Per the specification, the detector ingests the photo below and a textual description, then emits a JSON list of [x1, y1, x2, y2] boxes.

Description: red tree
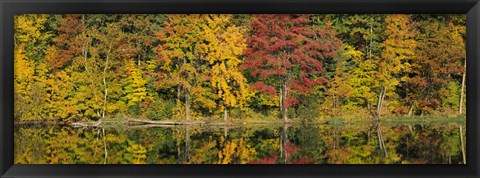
[[50, 14, 86, 70], [241, 14, 340, 122]]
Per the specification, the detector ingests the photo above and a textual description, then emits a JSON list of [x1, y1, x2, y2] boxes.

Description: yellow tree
[[14, 14, 51, 61], [322, 45, 359, 118], [14, 14, 52, 121], [200, 14, 251, 122], [47, 67, 79, 121], [377, 14, 417, 115], [346, 46, 378, 112], [122, 59, 148, 109], [14, 47, 35, 120]]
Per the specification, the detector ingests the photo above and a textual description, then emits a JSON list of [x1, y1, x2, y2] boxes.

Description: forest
[[14, 14, 467, 124]]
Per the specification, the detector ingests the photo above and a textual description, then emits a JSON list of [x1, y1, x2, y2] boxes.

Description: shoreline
[[14, 114, 466, 128]]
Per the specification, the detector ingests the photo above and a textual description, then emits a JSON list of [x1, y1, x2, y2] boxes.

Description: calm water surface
[[14, 122, 466, 164]]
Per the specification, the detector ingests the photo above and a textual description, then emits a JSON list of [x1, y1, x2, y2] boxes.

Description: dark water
[[14, 122, 466, 164]]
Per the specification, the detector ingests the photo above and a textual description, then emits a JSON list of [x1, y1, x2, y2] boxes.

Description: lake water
[[14, 121, 466, 164]]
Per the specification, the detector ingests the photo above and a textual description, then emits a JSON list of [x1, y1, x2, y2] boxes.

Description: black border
[[1, 0, 479, 177]]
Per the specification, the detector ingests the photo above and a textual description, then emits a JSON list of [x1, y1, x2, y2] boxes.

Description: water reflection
[[14, 122, 466, 164]]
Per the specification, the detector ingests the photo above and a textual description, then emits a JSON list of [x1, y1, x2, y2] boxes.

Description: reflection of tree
[[376, 124, 388, 158], [185, 125, 191, 162], [14, 128, 47, 164], [250, 125, 315, 164], [14, 123, 467, 164], [102, 128, 107, 164], [459, 124, 465, 164], [396, 124, 465, 164], [280, 125, 288, 164], [174, 126, 191, 163]]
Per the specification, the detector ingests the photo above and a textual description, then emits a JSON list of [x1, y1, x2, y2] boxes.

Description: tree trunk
[[82, 15, 88, 71], [333, 127, 337, 160], [102, 127, 108, 164], [333, 94, 336, 117], [279, 79, 283, 120], [137, 54, 141, 66], [185, 89, 191, 121], [377, 127, 384, 156], [224, 127, 228, 138], [377, 126, 388, 158], [102, 42, 113, 119], [185, 126, 191, 162], [407, 124, 414, 135], [380, 88, 386, 114], [407, 102, 415, 117], [369, 21, 373, 60], [459, 57, 466, 115], [377, 87, 387, 116], [460, 125, 466, 164], [177, 141, 181, 164], [280, 125, 289, 164], [281, 79, 288, 122], [102, 77, 107, 119], [224, 107, 228, 124], [177, 85, 181, 99], [94, 129, 100, 157], [176, 85, 182, 107], [377, 88, 383, 115]]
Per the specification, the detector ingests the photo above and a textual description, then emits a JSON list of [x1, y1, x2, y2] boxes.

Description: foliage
[[13, 14, 466, 123], [242, 14, 340, 121]]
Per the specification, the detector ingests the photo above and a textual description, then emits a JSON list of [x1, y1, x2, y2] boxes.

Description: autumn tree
[[46, 14, 148, 121], [14, 47, 35, 120], [122, 59, 148, 114], [46, 15, 105, 121], [344, 46, 379, 113], [313, 15, 386, 116], [404, 17, 465, 115], [377, 14, 417, 115], [14, 14, 53, 121], [13, 14, 467, 123], [155, 14, 217, 121], [14, 14, 52, 61], [200, 14, 251, 122], [242, 14, 340, 122], [321, 45, 360, 118]]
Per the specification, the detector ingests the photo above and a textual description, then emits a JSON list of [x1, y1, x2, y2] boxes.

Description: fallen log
[[125, 118, 180, 125], [71, 120, 102, 128], [123, 115, 205, 125]]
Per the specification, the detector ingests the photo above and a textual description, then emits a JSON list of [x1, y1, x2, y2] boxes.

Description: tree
[[200, 14, 252, 122], [155, 14, 217, 121], [377, 14, 417, 115], [345, 46, 378, 112], [122, 59, 148, 113], [14, 46, 35, 120], [242, 14, 340, 122], [14, 14, 52, 61], [314, 15, 385, 116], [47, 14, 104, 121], [404, 17, 465, 115], [48, 14, 86, 70], [321, 44, 360, 118], [14, 14, 53, 121]]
